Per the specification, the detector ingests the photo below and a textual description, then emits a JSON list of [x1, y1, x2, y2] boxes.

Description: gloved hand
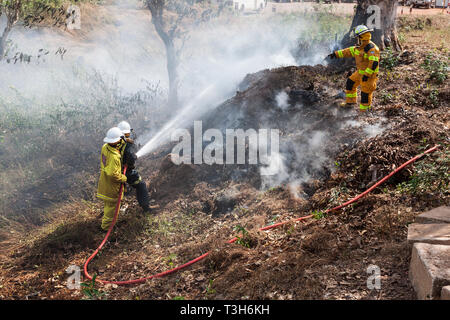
[[126, 170, 140, 185], [327, 52, 336, 60], [362, 75, 368, 82]]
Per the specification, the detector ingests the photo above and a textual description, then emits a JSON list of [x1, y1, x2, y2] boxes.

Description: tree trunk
[[342, 0, 402, 51], [0, 23, 12, 60], [147, 0, 180, 107]]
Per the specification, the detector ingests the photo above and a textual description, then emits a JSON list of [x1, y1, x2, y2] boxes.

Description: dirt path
[[264, 2, 450, 16]]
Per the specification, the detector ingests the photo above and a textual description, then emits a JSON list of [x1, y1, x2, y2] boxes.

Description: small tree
[[145, 0, 221, 107], [0, 0, 66, 60]]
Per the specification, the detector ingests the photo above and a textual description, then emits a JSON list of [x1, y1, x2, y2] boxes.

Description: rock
[[409, 243, 450, 300], [441, 286, 450, 300], [407, 223, 450, 245], [415, 206, 450, 224]]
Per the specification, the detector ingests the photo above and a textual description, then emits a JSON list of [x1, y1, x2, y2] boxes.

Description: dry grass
[[398, 15, 450, 50]]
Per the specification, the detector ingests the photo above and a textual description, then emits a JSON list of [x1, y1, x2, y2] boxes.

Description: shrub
[[381, 47, 399, 71], [421, 52, 449, 84], [397, 147, 449, 196]]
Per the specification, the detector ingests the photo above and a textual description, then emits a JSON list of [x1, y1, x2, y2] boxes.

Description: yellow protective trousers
[[101, 199, 120, 231], [345, 71, 378, 111]]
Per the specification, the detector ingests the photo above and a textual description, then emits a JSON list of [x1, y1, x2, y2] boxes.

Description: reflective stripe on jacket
[[335, 40, 380, 77]]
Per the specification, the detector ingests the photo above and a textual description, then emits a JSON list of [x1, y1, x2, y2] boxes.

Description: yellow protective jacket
[[97, 143, 127, 202], [334, 40, 380, 77]]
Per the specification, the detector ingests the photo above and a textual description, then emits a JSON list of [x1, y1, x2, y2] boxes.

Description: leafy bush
[[380, 91, 394, 105], [312, 210, 326, 220], [397, 147, 449, 196], [233, 224, 251, 248], [81, 274, 106, 300], [421, 52, 449, 84], [381, 47, 399, 71], [429, 89, 439, 108]]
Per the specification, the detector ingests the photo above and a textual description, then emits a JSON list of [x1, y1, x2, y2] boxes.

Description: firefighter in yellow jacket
[[97, 127, 127, 231], [328, 25, 381, 112]]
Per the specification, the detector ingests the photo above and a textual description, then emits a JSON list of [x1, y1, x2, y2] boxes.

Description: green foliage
[[205, 279, 216, 295], [312, 210, 326, 220], [233, 225, 250, 248], [421, 52, 449, 84], [397, 148, 449, 196], [164, 253, 177, 268], [286, 225, 295, 236], [381, 47, 399, 71], [397, 32, 406, 45], [380, 90, 394, 105], [268, 215, 278, 226], [0, 0, 64, 24], [398, 17, 432, 32], [80, 274, 106, 300], [429, 89, 439, 107], [328, 184, 348, 206], [266, 186, 282, 193], [407, 95, 417, 106]]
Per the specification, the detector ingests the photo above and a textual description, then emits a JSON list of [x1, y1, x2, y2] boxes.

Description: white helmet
[[103, 127, 123, 144], [117, 121, 131, 134], [354, 25, 373, 37]]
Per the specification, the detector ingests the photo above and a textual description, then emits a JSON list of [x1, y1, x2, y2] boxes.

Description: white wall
[[233, 0, 267, 11], [434, 0, 449, 7]]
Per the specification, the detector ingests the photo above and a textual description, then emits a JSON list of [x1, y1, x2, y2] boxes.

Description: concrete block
[[407, 223, 450, 245], [409, 243, 450, 300], [415, 206, 450, 224], [441, 286, 450, 300]]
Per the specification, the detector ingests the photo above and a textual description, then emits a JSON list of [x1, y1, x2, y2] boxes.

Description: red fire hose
[[83, 145, 441, 285]]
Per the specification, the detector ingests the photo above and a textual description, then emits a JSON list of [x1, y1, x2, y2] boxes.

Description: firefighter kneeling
[[328, 25, 380, 112]]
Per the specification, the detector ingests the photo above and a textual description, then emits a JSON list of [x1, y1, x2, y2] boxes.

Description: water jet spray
[[136, 83, 218, 159]]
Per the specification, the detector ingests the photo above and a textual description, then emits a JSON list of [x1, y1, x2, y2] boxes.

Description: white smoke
[[363, 123, 385, 138], [275, 91, 290, 111], [131, 3, 330, 157], [1, 1, 332, 143], [0, 0, 353, 194], [260, 151, 289, 189]]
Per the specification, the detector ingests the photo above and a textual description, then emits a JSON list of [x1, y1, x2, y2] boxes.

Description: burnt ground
[[0, 16, 448, 300]]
